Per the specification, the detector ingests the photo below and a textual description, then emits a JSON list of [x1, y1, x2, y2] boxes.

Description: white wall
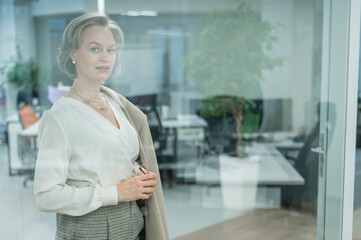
[[291, 0, 315, 131], [108, 48, 160, 96], [260, 0, 294, 100], [259, 0, 317, 131]]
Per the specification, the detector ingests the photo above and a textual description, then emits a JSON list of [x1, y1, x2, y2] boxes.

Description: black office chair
[[127, 94, 174, 185], [281, 123, 319, 213], [127, 94, 168, 158], [281, 103, 336, 214]]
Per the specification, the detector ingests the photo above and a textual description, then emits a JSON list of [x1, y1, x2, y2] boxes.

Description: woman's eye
[[90, 47, 98, 52], [108, 49, 115, 53]]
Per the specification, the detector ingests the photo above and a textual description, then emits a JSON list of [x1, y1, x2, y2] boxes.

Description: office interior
[[1, 0, 361, 239]]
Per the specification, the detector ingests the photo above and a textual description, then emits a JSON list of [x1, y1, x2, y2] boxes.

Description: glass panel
[[353, 24, 361, 240], [3, 0, 349, 239], [94, 1, 323, 239]]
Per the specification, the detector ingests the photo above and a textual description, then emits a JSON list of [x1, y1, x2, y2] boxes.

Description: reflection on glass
[[3, 0, 333, 239], [353, 39, 361, 239], [42, 1, 324, 239]]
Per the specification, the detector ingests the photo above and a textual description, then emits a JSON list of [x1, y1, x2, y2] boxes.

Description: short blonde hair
[[58, 13, 124, 79]]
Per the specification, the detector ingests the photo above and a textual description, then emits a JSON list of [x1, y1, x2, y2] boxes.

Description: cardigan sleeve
[[33, 111, 118, 216]]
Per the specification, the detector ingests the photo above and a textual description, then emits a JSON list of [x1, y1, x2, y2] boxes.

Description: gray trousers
[[56, 201, 144, 240]]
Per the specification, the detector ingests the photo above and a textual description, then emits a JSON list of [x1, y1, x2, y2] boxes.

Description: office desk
[[6, 115, 38, 180], [196, 143, 304, 209], [162, 116, 207, 129], [162, 116, 207, 162], [20, 121, 39, 136]]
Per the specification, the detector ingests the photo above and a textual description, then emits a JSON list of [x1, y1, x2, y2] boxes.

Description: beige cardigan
[[56, 85, 170, 240]]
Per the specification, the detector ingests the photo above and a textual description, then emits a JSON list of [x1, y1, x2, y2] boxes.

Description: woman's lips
[[96, 66, 109, 72]]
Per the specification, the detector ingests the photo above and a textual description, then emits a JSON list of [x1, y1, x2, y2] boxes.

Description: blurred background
[[0, 0, 361, 239]]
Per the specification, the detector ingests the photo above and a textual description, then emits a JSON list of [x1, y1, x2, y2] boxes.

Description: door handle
[[311, 133, 326, 177], [311, 147, 325, 155]]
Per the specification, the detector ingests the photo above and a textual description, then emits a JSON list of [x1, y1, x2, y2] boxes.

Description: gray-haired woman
[[33, 12, 169, 240]]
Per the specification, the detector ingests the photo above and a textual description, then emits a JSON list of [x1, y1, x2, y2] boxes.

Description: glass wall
[[353, 23, 361, 239], [3, 0, 359, 239], [37, 1, 324, 239]]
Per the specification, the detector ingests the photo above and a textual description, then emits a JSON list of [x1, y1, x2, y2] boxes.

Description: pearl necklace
[[69, 87, 109, 111]]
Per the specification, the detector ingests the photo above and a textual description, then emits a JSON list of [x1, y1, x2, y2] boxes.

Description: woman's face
[[71, 25, 117, 82]]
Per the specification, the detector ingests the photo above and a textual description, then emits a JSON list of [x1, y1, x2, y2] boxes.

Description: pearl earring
[[72, 60, 76, 64]]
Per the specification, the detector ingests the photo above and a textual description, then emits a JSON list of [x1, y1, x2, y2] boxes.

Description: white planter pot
[[219, 154, 260, 211]]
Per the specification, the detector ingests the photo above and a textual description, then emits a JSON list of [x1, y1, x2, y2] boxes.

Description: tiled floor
[[2, 142, 361, 240], [0, 144, 55, 239]]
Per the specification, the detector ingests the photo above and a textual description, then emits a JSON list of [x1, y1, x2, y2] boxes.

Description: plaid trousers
[[55, 201, 144, 240]]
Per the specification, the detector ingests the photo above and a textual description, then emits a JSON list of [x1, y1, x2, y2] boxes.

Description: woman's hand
[[116, 171, 158, 202]]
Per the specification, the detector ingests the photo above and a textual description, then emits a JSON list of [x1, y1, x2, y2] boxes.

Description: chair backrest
[[18, 104, 38, 129], [16, 90, 39, 128], [127, 94, 162, 123], [127, 94, 166, 152]]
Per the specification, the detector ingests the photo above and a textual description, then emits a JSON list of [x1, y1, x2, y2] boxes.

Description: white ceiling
[[31, 0, 236, 17]]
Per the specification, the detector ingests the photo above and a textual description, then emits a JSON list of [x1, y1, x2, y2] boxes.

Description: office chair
[[127, 94, 174, 185], [281, 102, 335, 214], [280, 123, 319, 213], [127, 94, 168, 158]]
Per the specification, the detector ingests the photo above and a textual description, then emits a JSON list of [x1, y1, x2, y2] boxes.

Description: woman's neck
[[72, 78, 102, 100]]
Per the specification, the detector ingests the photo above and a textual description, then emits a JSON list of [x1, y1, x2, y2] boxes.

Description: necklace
[[69, 87, 109, 111], [69, 87, 103, 102]]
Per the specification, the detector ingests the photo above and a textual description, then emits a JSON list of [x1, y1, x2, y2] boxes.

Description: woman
[[33, 13, 169, 240]]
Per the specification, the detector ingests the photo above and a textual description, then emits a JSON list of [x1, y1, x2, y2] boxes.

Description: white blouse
[[33, 93, 140, 216]]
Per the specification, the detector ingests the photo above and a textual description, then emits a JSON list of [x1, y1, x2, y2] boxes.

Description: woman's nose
[[99, 51, 110, 62]]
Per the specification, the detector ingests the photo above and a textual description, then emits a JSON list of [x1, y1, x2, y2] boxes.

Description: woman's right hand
[[116, 171, 158, 202]]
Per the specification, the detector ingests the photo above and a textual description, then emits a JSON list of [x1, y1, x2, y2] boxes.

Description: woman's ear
[[69, 50, 76, 61]]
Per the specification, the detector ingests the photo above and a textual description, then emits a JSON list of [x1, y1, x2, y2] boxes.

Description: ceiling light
[[123, 11, 158, 17]]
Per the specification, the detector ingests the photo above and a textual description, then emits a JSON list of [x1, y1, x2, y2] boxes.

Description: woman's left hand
[[138, 171, 158, 198]]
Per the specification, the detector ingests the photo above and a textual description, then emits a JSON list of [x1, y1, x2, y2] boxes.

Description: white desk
[[197, 144, 303, 185], [6, 114, 38, 178], [162, 116, 207, 141], [196, 143, 304, 210], [162, 116, 208, 161], [19, 121, 39, 136], [15, 115, 208, 137], [162, 116, 207, 128]]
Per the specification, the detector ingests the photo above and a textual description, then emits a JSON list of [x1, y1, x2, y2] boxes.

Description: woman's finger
[[138, 172, 157, 181], [142, 186, 155, 194], [142, 179, 157, 187], [141, 194, 151, 200]]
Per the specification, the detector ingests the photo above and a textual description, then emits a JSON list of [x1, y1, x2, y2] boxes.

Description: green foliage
[[185, 1, 283, 153], [185, 1, 283, 98], [199, 95, 260, 133], [6, 41, 44, 90], [199, 95, 255, 118]]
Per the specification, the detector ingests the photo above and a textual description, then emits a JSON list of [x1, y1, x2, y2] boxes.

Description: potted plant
[[198, 95, 261, 155], [6, 41, 51, 116], [6, 43, 40, 92], [185, 1, 282, 157]]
